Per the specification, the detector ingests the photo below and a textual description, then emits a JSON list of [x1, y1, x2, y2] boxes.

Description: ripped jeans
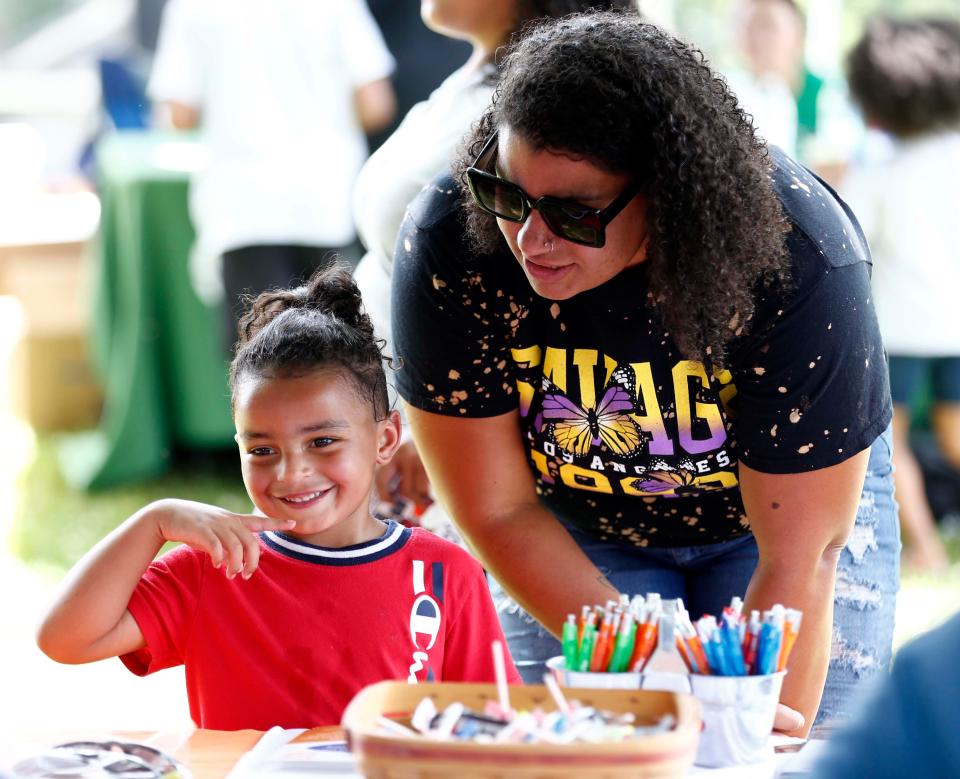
[[490, 425, 900, 725]]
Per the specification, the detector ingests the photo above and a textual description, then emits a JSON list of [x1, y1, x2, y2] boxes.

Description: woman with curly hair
[[392, 11, 898, 734], [353, 0, 637, 519], [843, 17, 960, 572]]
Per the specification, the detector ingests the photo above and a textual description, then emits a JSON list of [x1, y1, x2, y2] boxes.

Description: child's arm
[[36, 498, 295, 664]]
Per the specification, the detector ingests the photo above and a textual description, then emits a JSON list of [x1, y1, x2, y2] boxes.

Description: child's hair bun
[[237, 263, 374, 346], [303, 265, 376, 341], [231, 263, 390, 419]]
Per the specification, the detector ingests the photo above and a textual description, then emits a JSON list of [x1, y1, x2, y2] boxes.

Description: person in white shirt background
[[352, 0, 638, 520], [726, 0, 802, 157], [148, 0, 397, 346], [726, 0, 863, 187], [842, 16, 960, 572]]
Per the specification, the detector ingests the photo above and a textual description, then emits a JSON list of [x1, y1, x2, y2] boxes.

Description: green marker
[[608, 613, 636, 672], [577, 623, 597, 672], [562, 614, 579, 670]]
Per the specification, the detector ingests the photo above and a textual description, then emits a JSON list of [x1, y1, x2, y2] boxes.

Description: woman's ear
[[375, 410, 403, 465]]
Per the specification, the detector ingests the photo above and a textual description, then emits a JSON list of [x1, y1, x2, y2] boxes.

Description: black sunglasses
[[464, 133, 639, 249]]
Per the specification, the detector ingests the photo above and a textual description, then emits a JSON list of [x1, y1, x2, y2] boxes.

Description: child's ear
[[375, 410, 403, 464]]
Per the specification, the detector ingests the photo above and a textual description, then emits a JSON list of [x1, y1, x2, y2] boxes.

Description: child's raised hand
[[150, 499, 295, 579]]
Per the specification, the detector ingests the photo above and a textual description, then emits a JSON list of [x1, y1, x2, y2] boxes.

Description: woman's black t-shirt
[[391, 148, 891, 548]]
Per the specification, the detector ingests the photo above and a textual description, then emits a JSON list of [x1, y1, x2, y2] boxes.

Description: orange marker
[[577, 605, 592, 645], [675, 604, 711, 674], [628, 612, 659, 672], [687, 632, 711, 674], [675, 618, 710, 674], [676, 634, 694, 672], [590, 612, 615, 672], [777, 610, 802, 671]]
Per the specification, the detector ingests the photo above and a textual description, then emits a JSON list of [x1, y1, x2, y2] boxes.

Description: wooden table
[[8, 726, 802, 777], [8, 726, 346, 779], [173, 729, 264, 778]]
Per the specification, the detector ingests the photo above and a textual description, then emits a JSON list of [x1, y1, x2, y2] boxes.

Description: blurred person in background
[[728, 0, 804, 156], [728, 0, 856, 183], [812, 610, 960, 777], [353, 0, 638, 523], [364, 0, 473, 152], [842, 17, 960, 573], [148, 0, 397, 347]]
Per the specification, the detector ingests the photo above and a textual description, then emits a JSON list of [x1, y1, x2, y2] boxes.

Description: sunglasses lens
[[541, 203, 602, 247], [469, 172, 526, 221], [467, 166, 608, 247]]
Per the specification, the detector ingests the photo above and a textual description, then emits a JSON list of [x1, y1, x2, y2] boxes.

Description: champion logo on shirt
[[408, 559, 444, 682]]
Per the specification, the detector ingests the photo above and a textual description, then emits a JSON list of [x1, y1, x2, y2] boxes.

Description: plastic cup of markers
[[546, 655, 643, 690], [689, 670, 786, 768]]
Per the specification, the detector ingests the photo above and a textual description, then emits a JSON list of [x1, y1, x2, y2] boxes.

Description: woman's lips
[[524, 258, 573, 282]]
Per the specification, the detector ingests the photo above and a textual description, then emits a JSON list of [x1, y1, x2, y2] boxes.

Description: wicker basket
[[342, 681, 701, 779]]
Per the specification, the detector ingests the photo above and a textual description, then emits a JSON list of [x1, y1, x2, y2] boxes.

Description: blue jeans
[[490, 425, 900, 725]]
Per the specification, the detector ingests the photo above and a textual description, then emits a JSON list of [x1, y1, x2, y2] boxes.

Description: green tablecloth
[[61, 131, 234, 489]]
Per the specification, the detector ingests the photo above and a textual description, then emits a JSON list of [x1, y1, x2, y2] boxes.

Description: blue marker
[[756, 610, 784, 675], [711, 626, 732, 676], [721, 611, 747, 676]]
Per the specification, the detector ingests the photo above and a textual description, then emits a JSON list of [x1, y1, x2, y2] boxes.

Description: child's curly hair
[[230, 265, 389, 420], [455, 11, 791, 366], [847, 17, 960, 138]]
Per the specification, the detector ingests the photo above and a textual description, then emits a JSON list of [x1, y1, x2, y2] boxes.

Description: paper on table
[[773, 738, 829, 778], [687, 735, 807, 777], [226, 727, 362, 778]]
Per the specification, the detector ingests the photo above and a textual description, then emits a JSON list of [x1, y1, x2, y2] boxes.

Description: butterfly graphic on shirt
[[541, 379, 641, 457], [630, 462, 706, 498], [610, 366, 637, 396]]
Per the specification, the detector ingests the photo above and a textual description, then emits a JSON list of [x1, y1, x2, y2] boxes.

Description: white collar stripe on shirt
[[263, 521, 406, 560]]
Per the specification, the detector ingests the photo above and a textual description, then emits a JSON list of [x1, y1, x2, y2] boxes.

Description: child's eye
[[310, 437, 335, 448], [248, 446, 275, 457]]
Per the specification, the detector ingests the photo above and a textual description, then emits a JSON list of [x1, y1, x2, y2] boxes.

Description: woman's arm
[[164, 100, 200, 129], [406, 405, 620, 637], [739, 449, 870, 737], [354, 77, 397, 135], [37, 500, 293, 664]]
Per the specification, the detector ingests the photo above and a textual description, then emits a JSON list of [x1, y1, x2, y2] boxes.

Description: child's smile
[[276, 487, 334, 507], [233, 370, 400, 547]]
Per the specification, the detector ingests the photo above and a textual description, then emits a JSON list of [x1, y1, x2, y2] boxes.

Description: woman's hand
[[373, 439, 433, 511], [774, 703, 806, 734], [740, 451, 871, 737], [152, 499, 295, 579]]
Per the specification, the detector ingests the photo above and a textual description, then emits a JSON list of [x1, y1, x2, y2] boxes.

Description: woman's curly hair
[[455, 12, 791, 365], [230, 264, 389, 420], [847, 17, 960, 138]]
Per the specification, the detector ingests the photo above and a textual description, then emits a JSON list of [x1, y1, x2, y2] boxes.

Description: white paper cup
[[545, 655, 643, 690], [689, 671, 786, 767]]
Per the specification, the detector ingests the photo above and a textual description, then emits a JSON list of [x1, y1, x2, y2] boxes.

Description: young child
[[37, 265, 520, 730], [843, 17, 960, 571]]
